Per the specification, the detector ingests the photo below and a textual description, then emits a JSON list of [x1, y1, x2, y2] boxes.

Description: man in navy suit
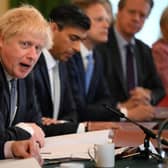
[[0, 6, 52, 147], [97, 0, 165, 121], [33, 5, 91, 126], [67, 0, 119, 122]]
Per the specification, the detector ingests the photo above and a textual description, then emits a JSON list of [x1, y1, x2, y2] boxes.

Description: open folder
[[41, 129, 112, 160]]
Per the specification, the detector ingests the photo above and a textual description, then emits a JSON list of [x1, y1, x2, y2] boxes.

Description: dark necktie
[[126, 44, 135, 91], [85, 53, 94, 94], [9, 79, 17, 126]]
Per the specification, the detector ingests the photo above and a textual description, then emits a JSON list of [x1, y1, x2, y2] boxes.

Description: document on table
[[41, 129, 112, 160], [0, 158, 40, 168]]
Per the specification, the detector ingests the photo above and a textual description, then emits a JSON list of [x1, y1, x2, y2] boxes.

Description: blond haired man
[[0, 4, 52, 155]]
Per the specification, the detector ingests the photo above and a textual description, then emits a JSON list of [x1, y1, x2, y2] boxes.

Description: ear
[[50, 22, 59, 32]]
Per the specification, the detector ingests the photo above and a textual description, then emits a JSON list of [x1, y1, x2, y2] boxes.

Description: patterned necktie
[[126, 44, 135, 91], [9, 79, 17, 126], [85, 53, 94, 94]]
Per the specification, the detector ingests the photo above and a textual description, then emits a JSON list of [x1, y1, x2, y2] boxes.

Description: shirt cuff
[[16, 122, 34, 135], [76, 122, 87, 133], [4, 141, 14, 159], [119, 107, 128, 117]]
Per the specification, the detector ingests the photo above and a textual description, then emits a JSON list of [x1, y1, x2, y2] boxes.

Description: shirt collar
[[80, 42, 93, 60], [42, 48, 59, 71], [114, 26, 135, 48]]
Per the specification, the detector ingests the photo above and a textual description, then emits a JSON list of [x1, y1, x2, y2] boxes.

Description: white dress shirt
[[43, 49, 60, 119]]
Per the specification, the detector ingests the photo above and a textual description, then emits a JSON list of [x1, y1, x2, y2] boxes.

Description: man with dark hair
[[97, 0, 165, 121], [33, 4, 90, 128], [67, 0, 119, 121]]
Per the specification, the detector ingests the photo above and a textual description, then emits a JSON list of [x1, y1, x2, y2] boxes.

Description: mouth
[[19, 62, 32, 70]]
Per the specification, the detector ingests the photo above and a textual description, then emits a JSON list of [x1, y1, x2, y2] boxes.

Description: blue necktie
[[85, 53, 94, 94], [126, 44, 135, 91], [9, 79, 17, 126]]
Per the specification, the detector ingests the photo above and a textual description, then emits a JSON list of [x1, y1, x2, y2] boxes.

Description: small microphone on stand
[[103, 104, 168, 160]]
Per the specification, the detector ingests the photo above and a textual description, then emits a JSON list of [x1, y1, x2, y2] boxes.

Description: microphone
[[103, 104, 168, 146]]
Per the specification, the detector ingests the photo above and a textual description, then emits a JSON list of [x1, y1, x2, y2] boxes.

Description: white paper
[[0, 158, 41, 168], [41, 129, 111, 159]]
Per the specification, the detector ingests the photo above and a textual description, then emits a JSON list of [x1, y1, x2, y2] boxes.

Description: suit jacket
[[0, 141, 5, 159], [97, 27, 165, 105], [0, 64, 42, 141], [33, 53, 77, 123], [67, 50, 119, 122]]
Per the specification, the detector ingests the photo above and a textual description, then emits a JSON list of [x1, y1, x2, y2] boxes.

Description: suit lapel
[[110, 28, 128, 96], [75, 54, 86, 97], [39, 55, 51, 96], [0, 64, 10, 125]]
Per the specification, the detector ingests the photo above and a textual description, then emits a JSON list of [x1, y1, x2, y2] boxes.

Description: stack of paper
[[41, 129, 111, 160]]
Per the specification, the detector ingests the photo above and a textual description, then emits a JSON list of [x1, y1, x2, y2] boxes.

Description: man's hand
[[42, 117, 57, 126], [26, 123, 45, 148], [127, 104, 155, 121], [130, 87, 151, 104], [11, 139, 43, 165]]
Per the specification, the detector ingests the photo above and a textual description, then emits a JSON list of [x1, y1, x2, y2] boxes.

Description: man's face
[[85, 3, 110, 45], [116, 0, 151, 40], [0, 33, 44, 78], [50, 24, 87, 62]]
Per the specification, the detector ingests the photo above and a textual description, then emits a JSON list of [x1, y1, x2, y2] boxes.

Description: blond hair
[[0, 5, 52, 49]]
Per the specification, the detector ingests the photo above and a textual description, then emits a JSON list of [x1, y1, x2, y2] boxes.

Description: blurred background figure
[[152, 6, 168, 95], [97, 0, 165, 121]]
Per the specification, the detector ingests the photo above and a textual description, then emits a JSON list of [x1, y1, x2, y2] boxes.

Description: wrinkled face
[[85, 3, 110, 44], [0, 33, 44, 78], [50, 24, 87, 62], [116, 0, 150, 40]]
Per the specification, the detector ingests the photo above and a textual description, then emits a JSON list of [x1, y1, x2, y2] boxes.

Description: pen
[[40, 152, 52, 154]]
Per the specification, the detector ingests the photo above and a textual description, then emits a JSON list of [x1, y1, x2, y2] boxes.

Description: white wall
[[110, 0, 168, 46]]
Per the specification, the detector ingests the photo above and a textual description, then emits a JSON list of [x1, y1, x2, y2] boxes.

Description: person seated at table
[[0, 139, 42, 165], [0, 5, 52, 146], [97, 0, 165, 121], [152, 6, 168, 95], [67, 0, 120, 122], [33, 4, 91, 127]]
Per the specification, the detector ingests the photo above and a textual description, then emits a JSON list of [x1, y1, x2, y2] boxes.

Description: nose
[[133, 13, 142, 22], [72, 41, 81, 53], [27, 46, 39, 60], [103, 18, 110, 29]]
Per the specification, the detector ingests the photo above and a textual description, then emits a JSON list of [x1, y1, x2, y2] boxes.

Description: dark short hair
[[48, 4, 91, 30], [118, 0, 154, 14]]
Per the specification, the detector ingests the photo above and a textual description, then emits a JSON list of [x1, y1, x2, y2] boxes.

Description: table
[[43, 116, 168, 168]]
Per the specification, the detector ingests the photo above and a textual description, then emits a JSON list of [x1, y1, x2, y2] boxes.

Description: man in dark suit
[[67, 0, 119, 122], [0, 6, 52, 146], [97, 0, 165, 121], [33, 5, 91, 125]]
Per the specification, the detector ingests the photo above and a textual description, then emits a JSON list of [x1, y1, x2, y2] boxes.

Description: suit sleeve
[[0, 141, 5, 159], [136, 41, 166, 105]]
